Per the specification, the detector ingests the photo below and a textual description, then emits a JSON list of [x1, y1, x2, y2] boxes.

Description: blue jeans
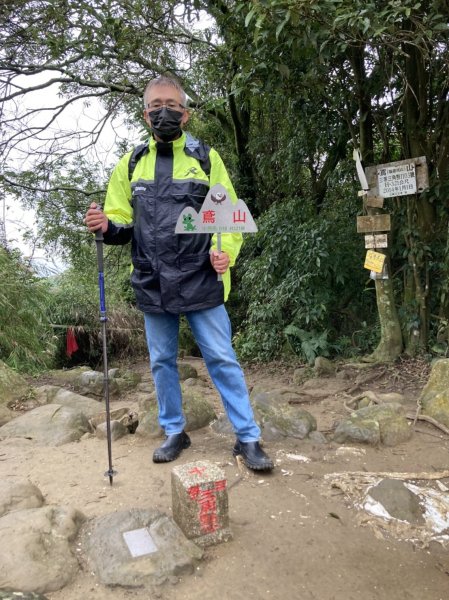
[[143, 304, 261, 442]]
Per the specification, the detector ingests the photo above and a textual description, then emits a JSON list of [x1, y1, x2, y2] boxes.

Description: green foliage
[[234, 192, 375, 361], [0, 249, 55, 372]]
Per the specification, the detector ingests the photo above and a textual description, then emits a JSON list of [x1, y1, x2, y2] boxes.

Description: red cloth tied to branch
[[66, 327, 79, 357]]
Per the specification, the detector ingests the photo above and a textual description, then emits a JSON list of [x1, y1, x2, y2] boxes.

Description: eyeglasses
[[146, 101, 185, 111]]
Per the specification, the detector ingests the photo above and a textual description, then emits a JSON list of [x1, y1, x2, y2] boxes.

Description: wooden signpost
[[364, 234, 388, 249], [354, 153, 430, 279], [356, 214, 391, 234]]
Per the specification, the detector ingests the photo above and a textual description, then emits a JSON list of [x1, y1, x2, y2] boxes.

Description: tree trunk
[[350, 44, 403, 362]]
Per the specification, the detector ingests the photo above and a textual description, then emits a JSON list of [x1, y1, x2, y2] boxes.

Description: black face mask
[[148, 106, 184, 142]]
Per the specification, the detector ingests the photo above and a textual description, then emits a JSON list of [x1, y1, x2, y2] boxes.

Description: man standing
[[85, 76, 273, 471]]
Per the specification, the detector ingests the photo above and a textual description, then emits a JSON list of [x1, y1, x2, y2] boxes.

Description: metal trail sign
[[174, 183, 258, 281], [175, 183, 258, 235]]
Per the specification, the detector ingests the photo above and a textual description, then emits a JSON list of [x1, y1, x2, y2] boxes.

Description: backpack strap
[[183, 132, 211, 177], [128, 142, 149, 181], [127, 134, 211, 181]]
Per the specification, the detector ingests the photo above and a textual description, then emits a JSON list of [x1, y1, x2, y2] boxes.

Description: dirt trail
[[2, 358, 449, 600]]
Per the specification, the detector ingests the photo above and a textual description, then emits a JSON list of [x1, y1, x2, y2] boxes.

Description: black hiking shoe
[[233, 440, 274, 471], [153, 431, 191, 463]]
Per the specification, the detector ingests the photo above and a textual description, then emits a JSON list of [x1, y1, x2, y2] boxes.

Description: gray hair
[[143, 77, 187, 107]]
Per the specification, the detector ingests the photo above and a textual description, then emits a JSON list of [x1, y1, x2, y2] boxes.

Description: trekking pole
[[95, 229, 116, 485]]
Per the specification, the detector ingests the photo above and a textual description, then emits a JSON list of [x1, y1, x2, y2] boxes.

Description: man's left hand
[[210, 250, 230, 274]]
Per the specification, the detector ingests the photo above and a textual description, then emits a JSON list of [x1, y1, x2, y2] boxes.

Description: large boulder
[[52, 388, 102, 417], [0, 404, 92, 446], [419, 359, 449, 404], [48, 368, 141, 400], [0, 405, 15, 426], [333, 403, 411, 446], [252, 389, 317, 440], [79, 508, 202, 588], [314, 356, 336, 377], [0, 360, 30, 408], [0, 480, 44, 517], [368, 479, 425, 525], [212, 387, 318, 441], [138, 387, 216, 437], [0, 505, 85, 593], [177, 363, 198, 381], [417, 359, 449, 426]]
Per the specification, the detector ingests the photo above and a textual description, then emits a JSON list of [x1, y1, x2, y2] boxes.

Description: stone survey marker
[[172, 460, 232, 547]]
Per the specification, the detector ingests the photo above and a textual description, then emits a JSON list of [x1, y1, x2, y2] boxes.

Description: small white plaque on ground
[[123, 527, 158, 557]]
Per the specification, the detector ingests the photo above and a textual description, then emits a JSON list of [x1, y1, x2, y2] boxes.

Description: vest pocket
[[179, 252, 211, 271]]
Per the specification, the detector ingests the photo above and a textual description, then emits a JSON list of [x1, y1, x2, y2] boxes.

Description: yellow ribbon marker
[[364, 250, 386, 273]]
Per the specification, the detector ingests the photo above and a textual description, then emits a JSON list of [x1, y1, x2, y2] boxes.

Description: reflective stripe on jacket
[[103, 132, 243, 313]]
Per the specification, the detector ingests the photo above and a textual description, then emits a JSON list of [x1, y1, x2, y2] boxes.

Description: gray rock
[[138, 389, 216, 437], [419, 358, 449, 405], [52, 389, 102, 418], [333, 402, 410, 446], [253, 393, 316, 440], [136, 381, 155, 393], [0, 480, 44, 517], [380, 415, 412, 446], [261, 406, 316, 440], [70, 369, 141, 399], [32, 385, 60, 406], [250, 386, 303, 408], [354, 402, 404, 422], [0, 404, 91, 446], [136, 391, 157, 413], [137, 409, 164, 438], [292, 367, 312, 386], [333, 418, 381, 445], [48, 366, 90, 386], [0, 360, 30, 408], [73, 370, 120, 399], [314, 356, 336, 377], [210, 415, 235, 437], [421, 391, 449, 428], [96, 420, 128, 441], [79, 508, 202, 588], [308, 430, 328, 444], [183, 389, 216, 430], [183, 377, 207, 388], [178, 363, 198, 381], [368, 479, 425, 524], [0, 506, 85, 593], [0, 404, 15, 426]]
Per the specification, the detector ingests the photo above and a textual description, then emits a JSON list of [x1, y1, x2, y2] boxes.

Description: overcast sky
[[3, 73, 142, 260]]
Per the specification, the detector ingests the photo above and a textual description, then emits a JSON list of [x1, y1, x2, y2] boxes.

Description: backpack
[[127, 133, 211, 181]]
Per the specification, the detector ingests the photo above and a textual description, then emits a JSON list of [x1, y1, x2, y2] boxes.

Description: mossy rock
[[333, 417, 381, 445], [0, 361, 30, 408], [419, 359, 449, 405], [177, 363, 198, 381], [379, 415, 412, 446], [354, 402, 404, 423], [422, 391, 449, 428], [137, 388, 215, 437]]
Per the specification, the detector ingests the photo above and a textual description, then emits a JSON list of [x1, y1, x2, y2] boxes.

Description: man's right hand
[[84, 202, 109, 233]]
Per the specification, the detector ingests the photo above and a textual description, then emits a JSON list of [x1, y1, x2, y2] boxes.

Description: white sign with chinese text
[[174, 184, 258, 234], [364, 234, 388, 249], [378, 163, 417, 198]]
